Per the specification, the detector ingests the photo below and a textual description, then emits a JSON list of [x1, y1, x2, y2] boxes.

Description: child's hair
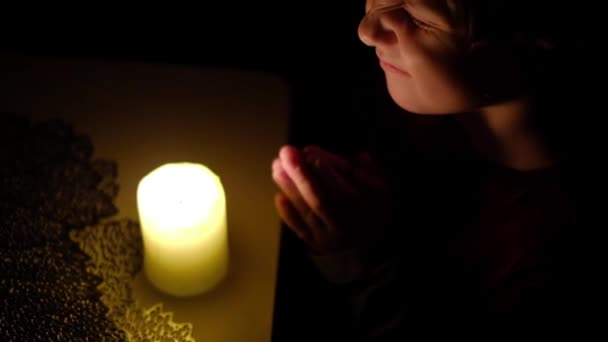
[[365, 1, 587, 164], [443, 1, 568, 81], [438, 0, 568, 49], [451, 1, 591, 176]]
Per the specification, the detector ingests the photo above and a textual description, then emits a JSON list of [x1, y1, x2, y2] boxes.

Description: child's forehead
[[369, 0, 457, 17], [368, 0, 460, 29], [406, 0, 458, 18]]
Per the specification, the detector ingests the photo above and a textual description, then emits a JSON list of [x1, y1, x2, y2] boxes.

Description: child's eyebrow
[[404, 0, 455, 30]]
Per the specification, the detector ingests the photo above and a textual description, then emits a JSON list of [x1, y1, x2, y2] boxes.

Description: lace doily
[[0, 113, 194, 341]]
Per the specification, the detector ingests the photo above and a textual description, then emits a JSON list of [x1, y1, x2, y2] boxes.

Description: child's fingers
[[304, 150, 361, 200], [274, 192, 312, 241], [279, 145, 333, 225], [303, 145, 385, 191], [302, 145, 353, 175], [304, 147, 385, 196], [275, 192, 329, 251], [272, 158, 325, 230], [272, 158, 308, 215]]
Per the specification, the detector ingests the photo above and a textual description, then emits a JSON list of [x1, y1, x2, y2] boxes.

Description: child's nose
[[357, 5, 400, 48]]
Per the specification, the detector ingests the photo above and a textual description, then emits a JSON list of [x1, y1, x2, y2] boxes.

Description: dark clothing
[[309, 117, 588, 340]]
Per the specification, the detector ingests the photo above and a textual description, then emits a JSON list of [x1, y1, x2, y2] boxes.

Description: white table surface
[[0, 54, 290, 341]]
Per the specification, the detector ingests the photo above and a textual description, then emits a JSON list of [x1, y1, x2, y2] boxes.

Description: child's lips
[[379, 59, 410, 76]]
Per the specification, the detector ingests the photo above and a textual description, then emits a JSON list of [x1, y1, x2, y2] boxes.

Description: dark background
[[0, 3, 391, 341], [1, 3, 398, 150]]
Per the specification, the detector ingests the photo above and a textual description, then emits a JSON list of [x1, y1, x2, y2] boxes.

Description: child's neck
[[457, 97, 555, 171]]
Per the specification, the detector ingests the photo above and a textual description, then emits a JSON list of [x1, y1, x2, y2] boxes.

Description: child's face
[[359, 0, 481, 114]]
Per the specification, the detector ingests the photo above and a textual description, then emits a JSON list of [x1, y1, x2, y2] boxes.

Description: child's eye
[[411, 16, 431, 29], [398, 3, 437, 31], [401, 8, 432, 30]]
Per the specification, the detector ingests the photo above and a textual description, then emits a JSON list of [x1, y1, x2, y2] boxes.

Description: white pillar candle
[[137, 162, 229, 297]]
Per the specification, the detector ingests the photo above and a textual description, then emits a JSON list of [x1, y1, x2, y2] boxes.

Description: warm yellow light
[[137, 162, 229, 297]]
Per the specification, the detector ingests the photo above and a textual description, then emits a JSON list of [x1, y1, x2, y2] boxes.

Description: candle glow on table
[[137, 162, 229, 297]]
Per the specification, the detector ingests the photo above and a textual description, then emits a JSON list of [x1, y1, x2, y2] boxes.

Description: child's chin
[[391, 99, 449, 115], [391, 94, 477, 115]]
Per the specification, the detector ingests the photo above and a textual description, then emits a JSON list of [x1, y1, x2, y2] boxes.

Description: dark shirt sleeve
[[307, 199, 581, 338], [308, 246, 406, 341]]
